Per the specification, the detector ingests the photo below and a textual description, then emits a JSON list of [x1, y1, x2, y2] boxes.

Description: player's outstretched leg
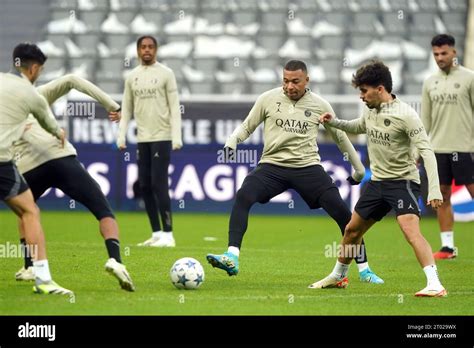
[[6, 190, 72, 295], [207, 177, 268, 276], [397, 214, 447, 297], [433, 185, 457, 259], [100, 218, 136, 291], [318, 188, 383, 284], [309, 212, 372, 289], [50, 157, 136, 291]]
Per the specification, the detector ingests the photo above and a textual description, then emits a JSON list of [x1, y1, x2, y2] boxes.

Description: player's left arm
[[165, 71, 182, 150], [405, 112, 442, 208], [36, 74, 121, 113], [225, 94, 267, 150]]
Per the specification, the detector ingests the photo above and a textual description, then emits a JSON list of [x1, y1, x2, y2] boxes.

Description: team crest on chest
[[304, 109, 312, 117], [384, 119, 391, 126]]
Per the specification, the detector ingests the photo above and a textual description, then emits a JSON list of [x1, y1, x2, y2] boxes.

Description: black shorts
[[243, 163, 336, 209], [22, 156, 114, 220], [0, 161, 29, 201], [355, 180, 421, 221], [435, 152, 474, 185]]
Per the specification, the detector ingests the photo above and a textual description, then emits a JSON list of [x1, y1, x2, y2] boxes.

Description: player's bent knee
[[235, 187, 259, 207], [22, 204, 40, 220], [344, 225, 362, 240]]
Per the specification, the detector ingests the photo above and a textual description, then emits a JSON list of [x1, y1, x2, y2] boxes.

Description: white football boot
[[15, 266, 35, 281], [149, 232, 176, 248], [105, 258, 135, 292], [415, 285, 447, 297], [308, 275, 349, 289], [137, 235, 160, 246]]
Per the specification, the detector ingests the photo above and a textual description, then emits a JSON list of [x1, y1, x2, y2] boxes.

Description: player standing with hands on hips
[[117, 36, 182, 248], [421, 34, 474, 260], [310, 60, 447, 297]]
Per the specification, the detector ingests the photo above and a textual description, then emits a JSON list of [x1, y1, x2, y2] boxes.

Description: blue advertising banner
[[2, 99, 449, 217], [34, 142, 367, 215]]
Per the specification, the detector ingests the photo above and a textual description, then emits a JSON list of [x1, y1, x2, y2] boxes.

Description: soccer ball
[[170, 257, 205, 290]]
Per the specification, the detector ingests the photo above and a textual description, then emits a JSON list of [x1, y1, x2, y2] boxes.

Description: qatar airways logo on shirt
[[431, 92, 458, 105], [275, 118, 309, 134], [367, 128, 390, 147], [134, 88, 158, 99]]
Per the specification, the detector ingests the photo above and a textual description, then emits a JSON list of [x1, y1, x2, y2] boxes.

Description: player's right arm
[[320, 112, 367, 134], [319, 100, 365, 182], [116, 76, 134, 150], [28, 91, 64, 146], [36, 74, 120, 112], [225, 95, 267, 149]]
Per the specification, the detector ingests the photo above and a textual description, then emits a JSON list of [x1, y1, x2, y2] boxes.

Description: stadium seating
[[41, 0, 467, 96]]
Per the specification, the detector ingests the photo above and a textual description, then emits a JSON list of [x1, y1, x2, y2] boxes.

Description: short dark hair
[[284, 60, 307, 73], [136, 35, 158, 48], [12, 42, 47, 68], [352, 60, 393, 93], [431, 34, 455, 47]]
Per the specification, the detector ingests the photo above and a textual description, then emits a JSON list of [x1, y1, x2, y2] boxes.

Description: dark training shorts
[[435, 152, 474, 186], [23, 156, 114, 220], [0, 161, 29, 201], [355, 180, 421, 221], [242, 163, 337, 209]]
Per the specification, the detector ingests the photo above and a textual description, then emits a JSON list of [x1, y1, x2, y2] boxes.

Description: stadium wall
[[1, 96, 471, 219]]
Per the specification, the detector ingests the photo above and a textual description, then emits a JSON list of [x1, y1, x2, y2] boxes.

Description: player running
[[206, 60, 384, 284], [12, 74, 135, 292], [309, 60, 447, 297], [1, 42, 71, 295], [421, 34, 474, 260]]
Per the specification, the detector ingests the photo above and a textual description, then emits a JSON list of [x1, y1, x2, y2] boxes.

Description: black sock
[[105, 238, 122, 263], [20, 238, 33, 268], [355, 239, 368, 264]]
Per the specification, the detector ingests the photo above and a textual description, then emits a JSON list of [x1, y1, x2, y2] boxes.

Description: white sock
[[227, 246, 240, 257], [33, 259, 52, 283], [357, 262, 369, 273], [152, 231, 162, 239], [423, 264, 442, 288], [440, 231, 454, 249], [330, 261, 350, 280]]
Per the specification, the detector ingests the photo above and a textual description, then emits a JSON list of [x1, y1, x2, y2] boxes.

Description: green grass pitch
[[0, 211, 472, 315]]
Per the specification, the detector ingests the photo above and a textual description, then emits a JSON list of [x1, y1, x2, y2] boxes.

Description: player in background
[[117, 35, 182, 248], [207, 60, 384, 284], [0, 42, 70, 295], [13, 74, 135, 292], [421, 34, 474, 260], [310, 60, 447, 297]]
